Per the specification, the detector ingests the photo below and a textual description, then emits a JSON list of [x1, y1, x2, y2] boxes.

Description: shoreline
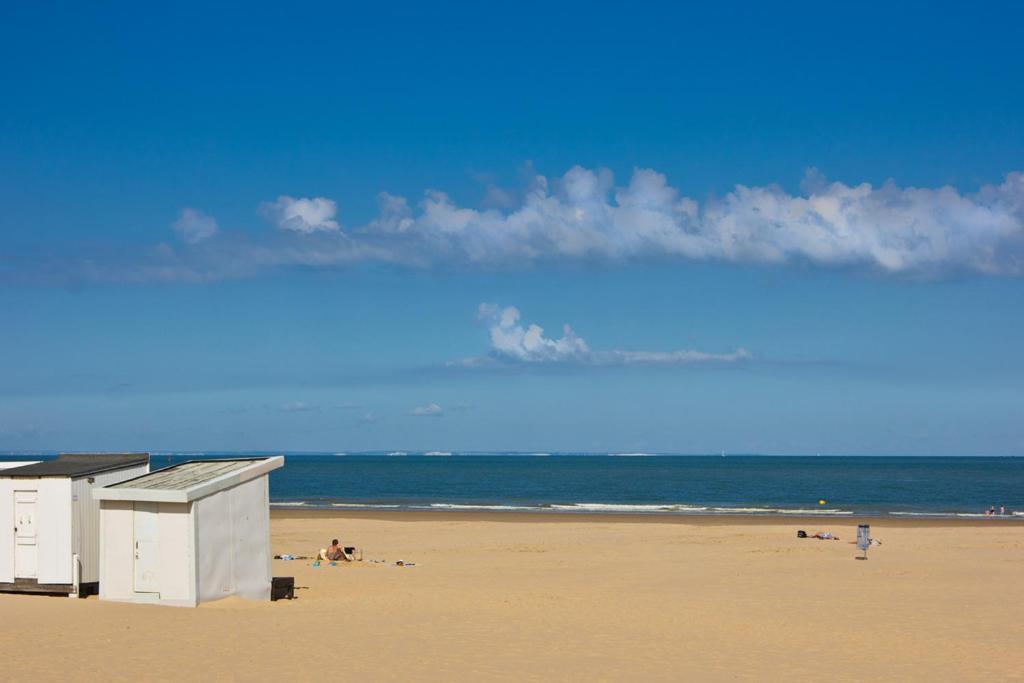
[[270, 507, 1024, 527]]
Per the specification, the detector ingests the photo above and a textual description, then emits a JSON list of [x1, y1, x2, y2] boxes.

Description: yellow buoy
[[818, 499, 826, 505]]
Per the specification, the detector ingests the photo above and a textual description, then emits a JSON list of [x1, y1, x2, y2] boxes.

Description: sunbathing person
[[811, 532, 839, 540], [325, 539, 353, 561]]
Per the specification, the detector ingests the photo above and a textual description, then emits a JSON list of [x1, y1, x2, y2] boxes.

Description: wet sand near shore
[[2, 510, 1022, 681]]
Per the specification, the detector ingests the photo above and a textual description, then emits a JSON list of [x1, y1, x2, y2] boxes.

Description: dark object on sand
[[271, 576, 295, 601], [796, 530, 807, 538]]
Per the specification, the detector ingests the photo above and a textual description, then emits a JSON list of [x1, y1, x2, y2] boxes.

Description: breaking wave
[[273, 500, 858, 515]]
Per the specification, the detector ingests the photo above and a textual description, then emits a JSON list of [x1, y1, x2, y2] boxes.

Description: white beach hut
[[0, 453, 151, 596], [93, 456, 283, 607]]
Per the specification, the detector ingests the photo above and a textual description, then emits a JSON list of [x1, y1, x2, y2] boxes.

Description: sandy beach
[[2, 510, 1022, 681]]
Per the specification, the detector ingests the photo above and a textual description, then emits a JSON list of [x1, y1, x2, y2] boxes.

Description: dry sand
[[2, 511, 1022, 681]]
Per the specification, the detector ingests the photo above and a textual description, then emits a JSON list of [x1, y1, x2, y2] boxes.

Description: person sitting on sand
[[325, 539, 353, 562]]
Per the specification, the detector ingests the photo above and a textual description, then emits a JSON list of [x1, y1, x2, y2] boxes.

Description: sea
[[6, 452, 1020, 518]]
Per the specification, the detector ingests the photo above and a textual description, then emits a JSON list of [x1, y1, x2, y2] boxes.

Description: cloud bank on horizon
[[452, 303, 752, 368], [14, 167, 1024, 283]]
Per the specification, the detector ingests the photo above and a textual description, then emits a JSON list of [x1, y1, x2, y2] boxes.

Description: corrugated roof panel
[[111, 459, 255, 490]]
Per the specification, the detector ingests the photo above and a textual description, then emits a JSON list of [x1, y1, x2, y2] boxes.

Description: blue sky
[[1, 2, 1022, 454]]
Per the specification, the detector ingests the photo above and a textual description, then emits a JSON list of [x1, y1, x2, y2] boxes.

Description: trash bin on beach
[[856, 524, 871, 560], [272, 576, 295, 601]]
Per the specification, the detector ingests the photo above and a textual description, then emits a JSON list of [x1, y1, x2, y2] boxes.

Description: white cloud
[[373, 167, 1024, 275], [462, 303, 752, 367], [260, 196, 340, 233], [171, 208, 219, 244], [16, 167, 1024, 285], [476, 303, 590, 363], [411, 402, 443, 417], [254, 167, 1023, 276]]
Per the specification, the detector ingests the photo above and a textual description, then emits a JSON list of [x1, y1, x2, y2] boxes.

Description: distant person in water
[[325, 539, 353, 562], [986, 507, 996, 516], [1000, 506, 1006, 515]]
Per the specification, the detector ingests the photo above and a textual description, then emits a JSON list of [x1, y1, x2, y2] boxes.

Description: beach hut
[[0, 453, 150, 596], [93, 456, 283, 607]]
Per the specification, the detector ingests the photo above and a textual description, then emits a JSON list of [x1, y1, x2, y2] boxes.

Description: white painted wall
[[35, 478, 72, 584], [2, 478, 78, 585], [232, 476, 272, 600], [194, 491, 233, 602], [98, 500, 134, 601], [156, 503, 193, 603], [99, 500, 195, 605], [193, 475, 271, 603]]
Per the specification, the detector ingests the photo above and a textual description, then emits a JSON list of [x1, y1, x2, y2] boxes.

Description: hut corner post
[[70, 553, 81, 597]]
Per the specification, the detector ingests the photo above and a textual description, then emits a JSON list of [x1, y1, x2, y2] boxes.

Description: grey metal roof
[[1, 453, 149, 478], [110, 459, 260, 490], [95, 456, 283, 504]]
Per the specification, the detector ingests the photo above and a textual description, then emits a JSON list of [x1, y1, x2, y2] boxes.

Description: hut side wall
[[194, 475, 271, 603], [232, 475, 272, 600]]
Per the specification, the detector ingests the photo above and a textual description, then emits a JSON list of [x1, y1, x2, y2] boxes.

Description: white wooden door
[[14, 491, 38, 579], [133, 502, 159, 593]]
